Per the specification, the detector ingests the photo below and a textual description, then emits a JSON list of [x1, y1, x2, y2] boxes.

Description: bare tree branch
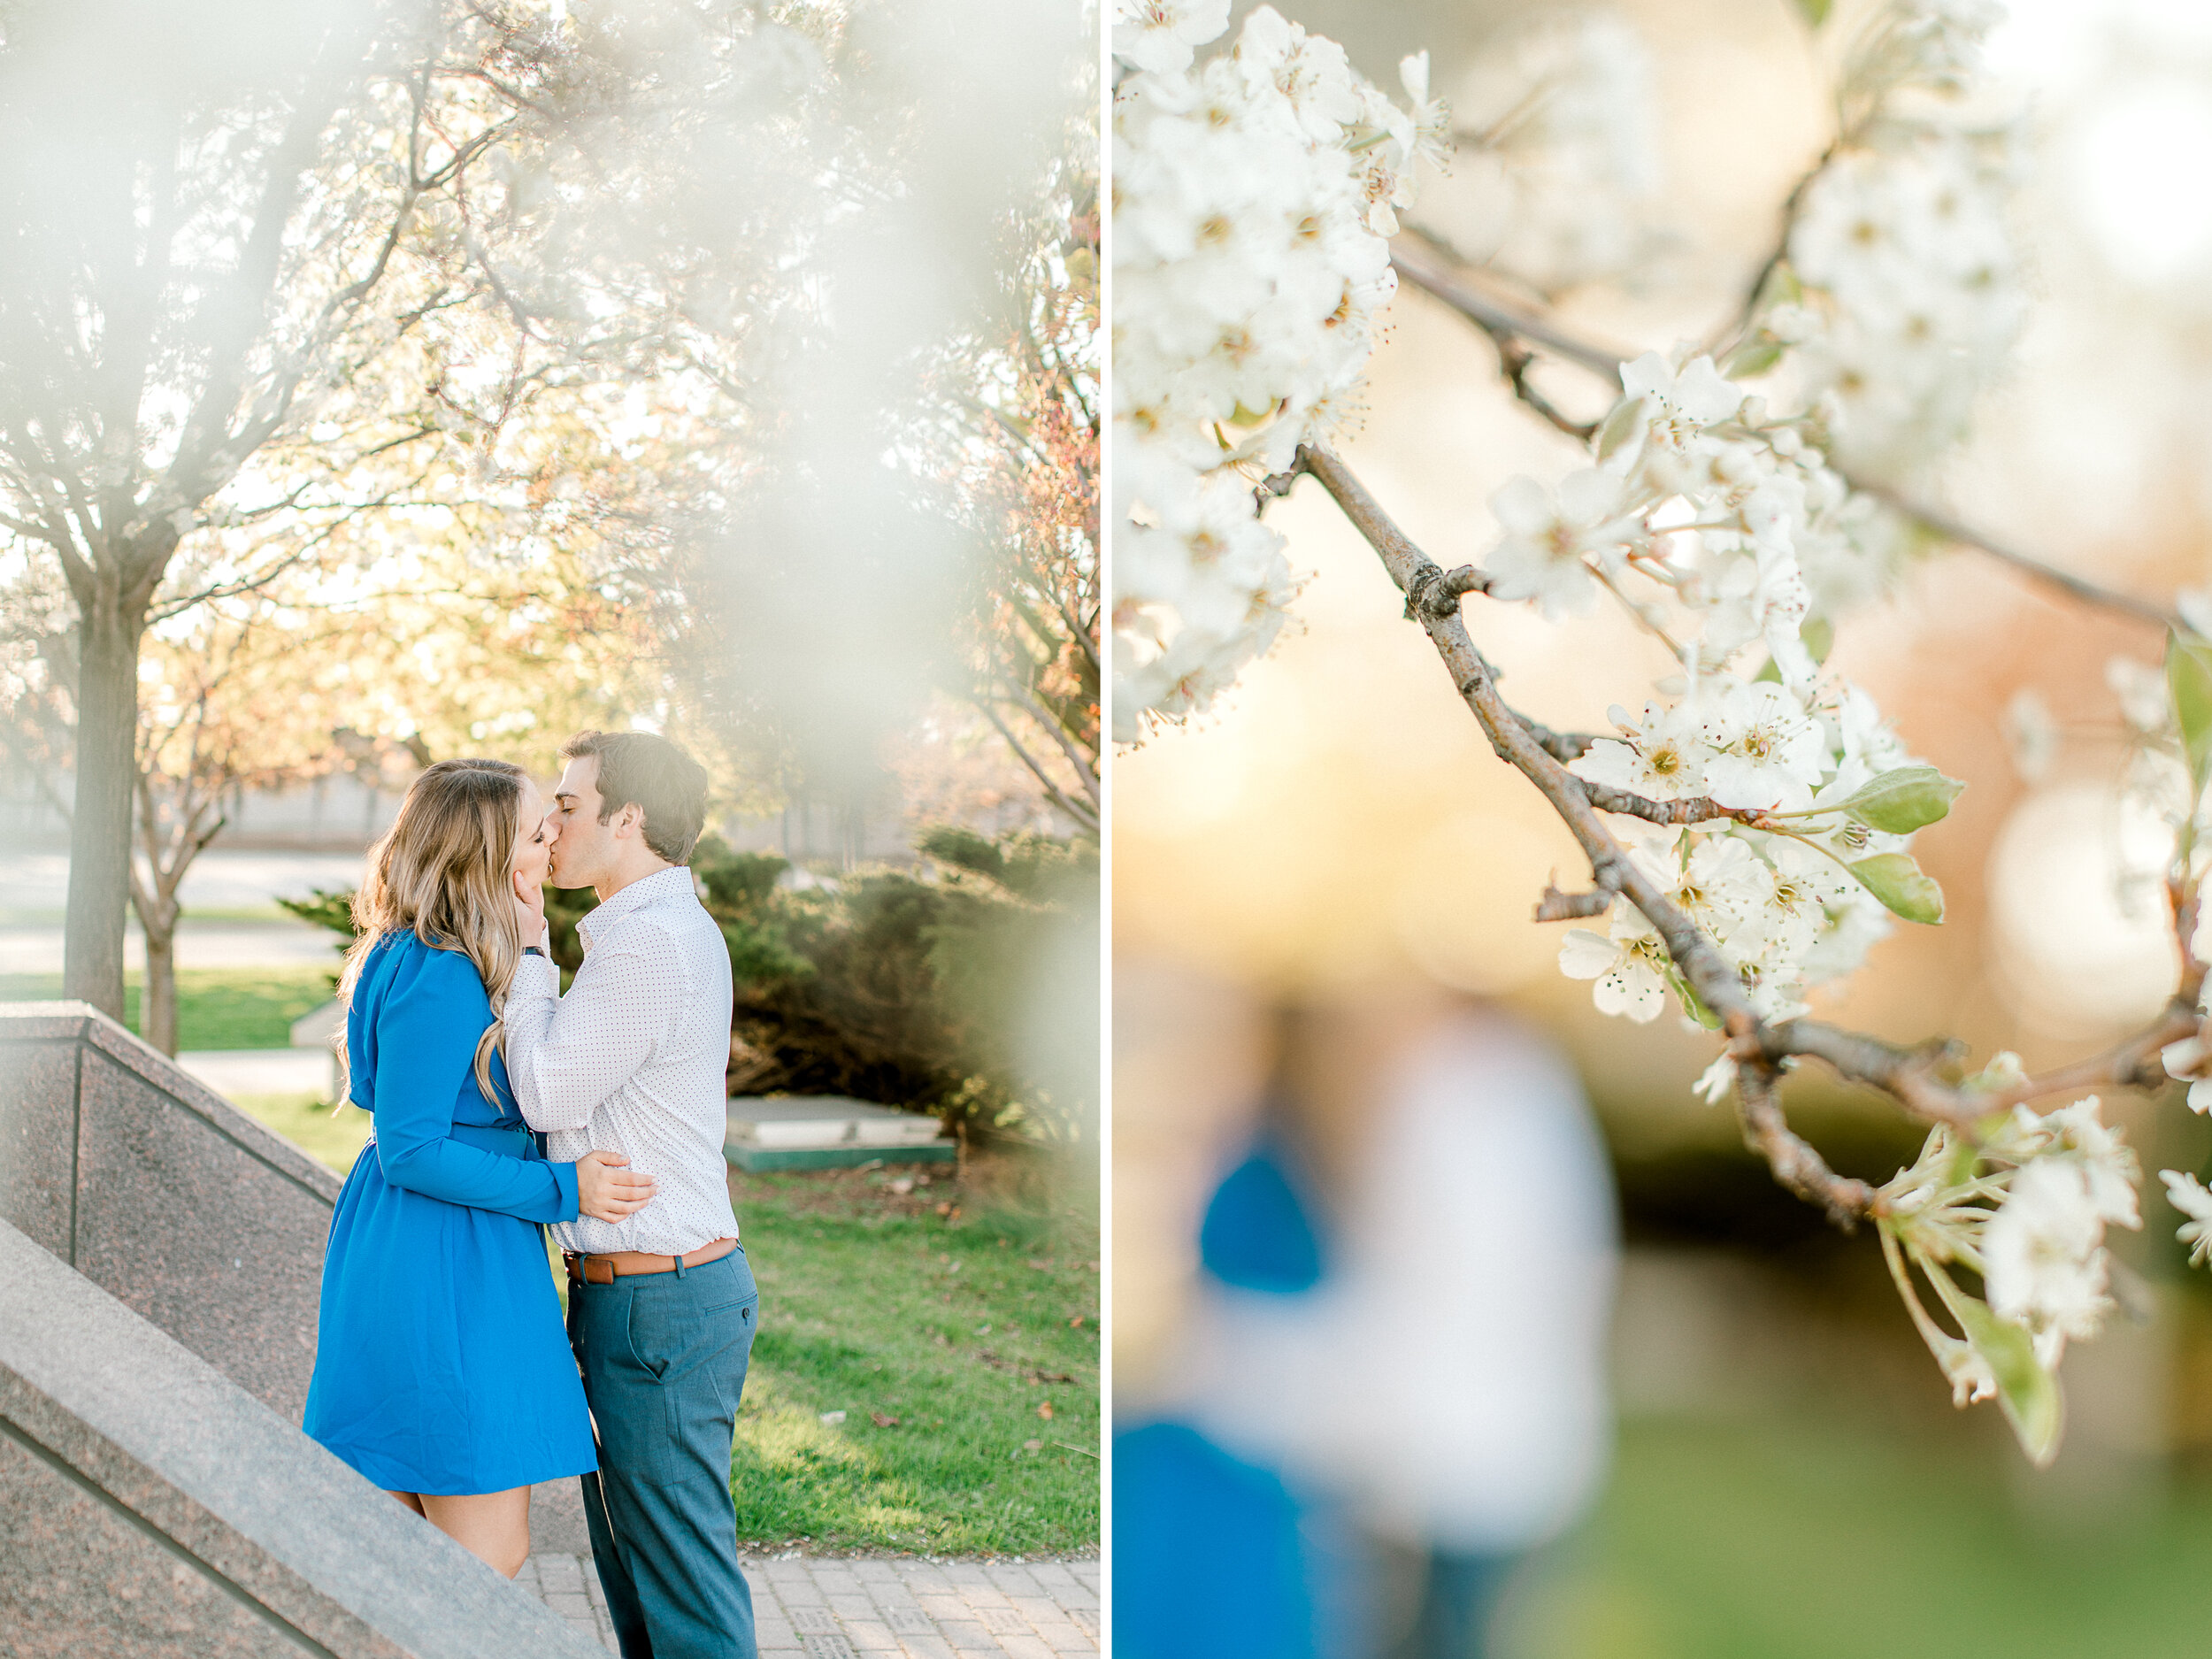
[[1533, 883, 1614, 921], [977, 698, 1100, 833], [1736, 1060, 1879, 1228], [1387, 234, 2185, 633], [999, 683, 1102, 806], [1293, 441, 2208, 1216]]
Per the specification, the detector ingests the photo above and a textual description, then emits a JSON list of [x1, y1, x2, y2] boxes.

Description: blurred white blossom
[[2161, 1169, 2212, 1267], [1981, 1156, 2114, 1368], [1418, 12, 1663, 291], [1111, 6, 1436, 739]]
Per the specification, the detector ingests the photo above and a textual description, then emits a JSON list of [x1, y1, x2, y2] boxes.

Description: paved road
[[0, 849, 364, 973], [177, 1049, 334, 1097], [516, 1554, 1101, 1657], [0, 849, 366, 918], [0, 922, 345, 974]]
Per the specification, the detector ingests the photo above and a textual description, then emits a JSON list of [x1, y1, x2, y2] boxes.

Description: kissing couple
[[299, 730, 764, 1659]]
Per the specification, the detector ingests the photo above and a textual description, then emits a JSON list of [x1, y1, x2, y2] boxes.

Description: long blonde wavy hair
[[336, 758, 530, 1106]]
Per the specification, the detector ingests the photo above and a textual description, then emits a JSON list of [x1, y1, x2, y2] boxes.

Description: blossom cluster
[[1110, 1, 1441, 740], [1109, 0, 2212, 1468], [1416, 12, 1661, 293], [1751, 0, 2023, 479], [1874, 1085, 2142, 1457], [1502, 347, 1940, 1026]]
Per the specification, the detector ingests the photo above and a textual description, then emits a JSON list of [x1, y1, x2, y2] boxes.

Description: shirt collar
[[578, 864, 695, 951]]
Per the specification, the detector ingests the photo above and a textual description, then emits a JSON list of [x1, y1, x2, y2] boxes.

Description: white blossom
[[1694, 1051, 1737, 1105], [1613, 350, 1744, 469], [2159, 1009, 2212, 1115], [1697, 535, 1813, 689], [1480, 468, 1633, 619], [1557, 908, 1670, 1023], [1418, 13, 1661, 290], [1783, 104, 2021, 477], [2037, 1096, 2141, 1230], [1571, 698, 1711, 803], [2161, 1170, 2212, 1268], [1111, 0, 1232, 76], [1981, 1157, 2112, 1366], [1112, 5, 1435, 737], [2107, 655, 2170, 735], [1695, 680, 1827, 811], [1672, 832, 1770, 944], [1233, 7, 1361, 143]]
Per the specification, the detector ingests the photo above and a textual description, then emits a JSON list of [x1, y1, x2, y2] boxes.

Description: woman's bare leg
[[387, 1490, 426, 1515], [417, 1486, 533, 1578]]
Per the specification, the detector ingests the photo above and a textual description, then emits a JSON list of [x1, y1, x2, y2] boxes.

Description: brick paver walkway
[[514, 1552, 1101, 1656]]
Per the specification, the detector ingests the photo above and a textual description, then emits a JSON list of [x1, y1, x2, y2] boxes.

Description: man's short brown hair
[[559, 730, 710, 865]]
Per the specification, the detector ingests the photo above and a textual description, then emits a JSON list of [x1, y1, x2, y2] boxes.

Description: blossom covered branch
[[1291, 428, 2207, 1463], [1110, 0, 2212, 1466]]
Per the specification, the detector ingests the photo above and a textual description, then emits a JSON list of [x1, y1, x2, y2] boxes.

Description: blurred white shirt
[[1175, 1009, 1619, 1553]]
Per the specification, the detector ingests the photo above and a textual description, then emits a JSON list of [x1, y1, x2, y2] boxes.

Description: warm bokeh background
[[1115, 0, 2212, 1651]]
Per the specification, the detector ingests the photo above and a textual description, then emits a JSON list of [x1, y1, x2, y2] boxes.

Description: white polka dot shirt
[[506, 864, 741, 1256]]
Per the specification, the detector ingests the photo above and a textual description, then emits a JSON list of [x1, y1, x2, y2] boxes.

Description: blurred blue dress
[[1114, 1136, 1340, 1659], [303, 931, 595, 1496]]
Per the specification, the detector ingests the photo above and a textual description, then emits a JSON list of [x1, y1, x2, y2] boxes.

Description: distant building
[[3, 758, 1079, 866]]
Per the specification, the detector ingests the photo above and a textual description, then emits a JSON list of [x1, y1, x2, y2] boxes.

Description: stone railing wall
[[0, 1002, 340, 1424], [0, 1000, 593, 1555], [0, 1217, 602, 1659]]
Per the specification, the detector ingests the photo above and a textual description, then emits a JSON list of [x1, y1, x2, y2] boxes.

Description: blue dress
[[303, 931, 597, 1496]]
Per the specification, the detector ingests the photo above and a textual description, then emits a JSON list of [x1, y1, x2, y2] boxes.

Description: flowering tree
[[1112, 0, 2210, 1463], [0, 0, 1095, 1025], [0, 521, 662, 1054], [434, 0, 1096, 810], [931, 122, 1102, 834], [0, 0, 533, 1018]]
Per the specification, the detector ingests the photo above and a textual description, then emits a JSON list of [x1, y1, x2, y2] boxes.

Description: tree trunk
[[142, 917, 178, 1057], [62, 591, 147, 1020]]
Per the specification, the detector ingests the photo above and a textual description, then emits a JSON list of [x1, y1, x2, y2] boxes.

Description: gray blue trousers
[[567, 1247, 761, 1659]]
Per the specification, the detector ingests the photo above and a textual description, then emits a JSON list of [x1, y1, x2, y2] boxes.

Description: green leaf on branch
[[1952, 1295, 2062, 1467], [2167, 629, 2212, 793], [1839, 765, 1965, 833], [1594, 396, 1646, 465], [1848, 852, 1945, 923], [1719, 338, 1784, 380], [1913, 1252, 2064, 1467], [1663, 962, 1723, 1030], [1793, 0, 1833, 24], [1801, 614, 1833, 665]]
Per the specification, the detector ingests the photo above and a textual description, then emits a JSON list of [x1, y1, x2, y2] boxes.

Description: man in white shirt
[[508, 729, 757, 1659]]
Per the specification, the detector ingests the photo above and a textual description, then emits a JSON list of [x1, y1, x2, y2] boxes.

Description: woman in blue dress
[[303, 757, 658, 1577]]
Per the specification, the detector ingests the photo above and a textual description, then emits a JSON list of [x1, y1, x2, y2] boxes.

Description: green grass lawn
[[232, 1091, 373, 1173], [0, 965, 334, 1048], [726, 1164, 1100, 1555], [1503, 1414, 2212, 1658], [221, 1093, 1099, 1558]]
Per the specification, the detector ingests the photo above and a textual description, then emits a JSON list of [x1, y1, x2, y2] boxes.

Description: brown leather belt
[[564, 1237, 737, 1286]]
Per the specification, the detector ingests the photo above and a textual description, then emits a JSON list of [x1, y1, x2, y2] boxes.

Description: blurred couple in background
[[1117, 982, 1620, 1659]]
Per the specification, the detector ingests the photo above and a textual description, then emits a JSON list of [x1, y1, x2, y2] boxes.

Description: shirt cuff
[[511, 952, 560, 1000], [549, 1158, 580, 1223]]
